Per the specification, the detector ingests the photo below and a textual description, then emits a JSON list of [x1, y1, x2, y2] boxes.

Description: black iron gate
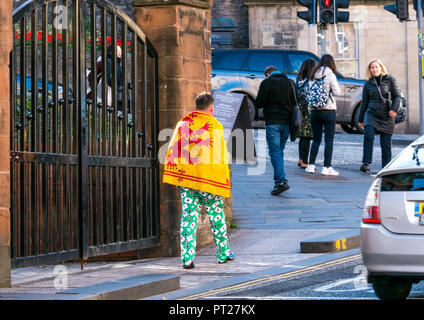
[[10, 0, 159, 267]]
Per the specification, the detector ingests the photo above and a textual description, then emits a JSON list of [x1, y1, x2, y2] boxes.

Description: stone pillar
[[0, 0, 13, 288], [134, 0, 232, 258]]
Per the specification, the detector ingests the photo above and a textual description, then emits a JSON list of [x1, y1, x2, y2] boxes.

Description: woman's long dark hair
[[297, 58, 317, 82], [309, 54, 337, 80]]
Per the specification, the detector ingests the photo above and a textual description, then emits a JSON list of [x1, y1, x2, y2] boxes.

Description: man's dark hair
[[264, 65, 278, 77], [195, 92, 214, 110]]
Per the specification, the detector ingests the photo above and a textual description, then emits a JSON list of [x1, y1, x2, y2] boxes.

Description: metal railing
[[10, 0, 159, 267]]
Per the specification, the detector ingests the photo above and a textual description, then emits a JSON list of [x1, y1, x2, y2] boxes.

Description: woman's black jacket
[[358, 74, 401, 134]]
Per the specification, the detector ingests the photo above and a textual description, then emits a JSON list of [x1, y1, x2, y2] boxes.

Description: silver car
[[211, 49, 366, 133], [361, 135, 424, 300]]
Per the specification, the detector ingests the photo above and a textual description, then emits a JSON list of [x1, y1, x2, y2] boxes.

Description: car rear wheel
[[372, 277, 412, 300], [340, 123, 356, 134], [353, 105, 364, 134], [246, 95, 256, 122]]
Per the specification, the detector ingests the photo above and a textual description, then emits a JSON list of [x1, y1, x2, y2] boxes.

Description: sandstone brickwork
[[134, 0, 233, 258], [0, 0, 12, 288]]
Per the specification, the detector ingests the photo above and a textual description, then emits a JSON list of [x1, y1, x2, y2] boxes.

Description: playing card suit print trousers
[[178, 186, 231, 266]]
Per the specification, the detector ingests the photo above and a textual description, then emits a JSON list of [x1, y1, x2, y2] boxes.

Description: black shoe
[[360, 163, 370, 173], [271, 182, 290, 195], [218, 252, 236, 264], [183, 262, 195, 269]]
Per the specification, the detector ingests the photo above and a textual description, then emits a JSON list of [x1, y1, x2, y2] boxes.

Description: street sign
[[212, 91, 257, 163]]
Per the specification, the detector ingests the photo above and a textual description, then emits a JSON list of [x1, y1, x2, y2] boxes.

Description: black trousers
[[298, 137, 312, 164], [362, 125, 392, 168]]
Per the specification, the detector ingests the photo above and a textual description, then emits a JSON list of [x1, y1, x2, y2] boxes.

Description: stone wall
[[0, 0, 12, 288], [247, 3, 307, 50], [134, 0, 233, 258], [211, 0, 249, 48]]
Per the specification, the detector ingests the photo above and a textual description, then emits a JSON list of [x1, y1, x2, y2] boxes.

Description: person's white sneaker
[[305, 164, 316, 174], [321, 167, 339, 176]]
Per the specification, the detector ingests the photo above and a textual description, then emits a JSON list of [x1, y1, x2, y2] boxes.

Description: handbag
[[395, 96, 407, 124], [289, 80, 302, 142], [373, 77, 406, 124]]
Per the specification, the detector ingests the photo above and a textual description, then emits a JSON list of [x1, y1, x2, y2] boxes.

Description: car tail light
[[363, 178, 382, 224]]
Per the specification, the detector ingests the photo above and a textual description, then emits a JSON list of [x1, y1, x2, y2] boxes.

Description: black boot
[[360, 163, 370, 173], [271, 182, 290, 195], [183, 262, 195, 269]]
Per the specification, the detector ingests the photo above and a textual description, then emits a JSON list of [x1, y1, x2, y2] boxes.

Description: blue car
[[15, 75, 65, 100]]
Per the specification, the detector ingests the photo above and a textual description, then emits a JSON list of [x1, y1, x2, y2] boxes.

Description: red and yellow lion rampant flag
[[163, 111, 231, 198]]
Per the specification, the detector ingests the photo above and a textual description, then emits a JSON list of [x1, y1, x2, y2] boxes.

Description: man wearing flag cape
[[163, 92, 235, 269]]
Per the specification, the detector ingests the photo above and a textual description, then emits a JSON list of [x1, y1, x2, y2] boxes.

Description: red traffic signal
[[320, 0, 334, 23], [320, 0, 349, 24]]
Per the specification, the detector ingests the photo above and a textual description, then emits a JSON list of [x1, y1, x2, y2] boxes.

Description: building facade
[[211, 0, 249, 48]]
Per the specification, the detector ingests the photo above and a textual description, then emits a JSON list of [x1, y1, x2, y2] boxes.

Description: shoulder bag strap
[[373, 77, 390, 102], [290, 80, 298, 106]]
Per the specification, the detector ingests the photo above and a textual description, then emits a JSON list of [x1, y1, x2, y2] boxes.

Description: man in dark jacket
[[255, 66, 297, 195]]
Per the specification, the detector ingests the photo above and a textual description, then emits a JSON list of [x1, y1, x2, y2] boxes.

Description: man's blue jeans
[[266, 124, 290, 186]]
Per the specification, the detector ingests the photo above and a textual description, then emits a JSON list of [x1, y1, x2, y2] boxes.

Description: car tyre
[[353, 106, 364, 134], [246, 95, 256, 122], [340, 123, 357, 134], [372, 277, 412, 300]]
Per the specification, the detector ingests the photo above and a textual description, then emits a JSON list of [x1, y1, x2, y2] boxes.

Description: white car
[[361, 135, 424, 300]]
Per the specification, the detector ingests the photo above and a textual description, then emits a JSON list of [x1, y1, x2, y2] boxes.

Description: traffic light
[[319, 0, 350, 24], [384, 0, 409, 21], [320, 0, 334, 24], [297, 0, 317, 25], [334, 0, 350, 23]]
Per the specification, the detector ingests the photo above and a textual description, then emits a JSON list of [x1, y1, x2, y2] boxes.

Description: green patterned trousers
[[178, 186, 231, 266]]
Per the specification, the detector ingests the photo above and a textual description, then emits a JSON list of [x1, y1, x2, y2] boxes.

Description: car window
[[287, 53, 319, 74], [212, 51, 248, 70], [243, 53, 289, 73], [381, 172, 424, 191]]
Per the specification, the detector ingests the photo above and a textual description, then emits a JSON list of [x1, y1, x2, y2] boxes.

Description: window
[[381, 172, 424, 191], [317, 23, 359, 78], [212, 51, 248, 70], [287, 53, 319, 74], [243, 52, 289, 73]]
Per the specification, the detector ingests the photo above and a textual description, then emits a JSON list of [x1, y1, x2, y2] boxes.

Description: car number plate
[[415, 202, 424, 226]]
